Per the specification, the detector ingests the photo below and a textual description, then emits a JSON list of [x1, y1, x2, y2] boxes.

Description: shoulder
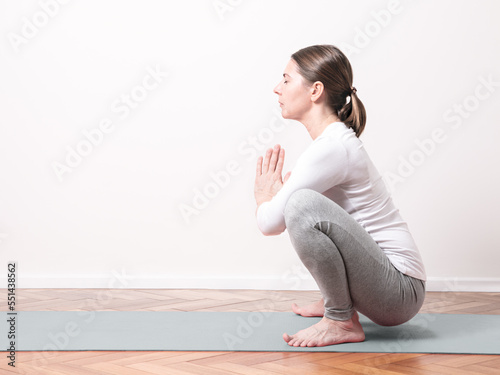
[[317, 122, 359, 146], [312, 123, 360, 157], [294, 127, 350, 174]]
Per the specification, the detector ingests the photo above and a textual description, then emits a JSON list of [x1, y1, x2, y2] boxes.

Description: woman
[[254, 45, 426, 347]]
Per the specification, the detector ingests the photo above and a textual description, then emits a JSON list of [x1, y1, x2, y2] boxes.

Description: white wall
[[1, 0, 499, 291]]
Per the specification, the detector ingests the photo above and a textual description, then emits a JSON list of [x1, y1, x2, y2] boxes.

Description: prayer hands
[[254, 144, 291, 208]]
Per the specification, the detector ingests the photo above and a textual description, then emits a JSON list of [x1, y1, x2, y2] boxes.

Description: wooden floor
[[1, 289, 500, 374]]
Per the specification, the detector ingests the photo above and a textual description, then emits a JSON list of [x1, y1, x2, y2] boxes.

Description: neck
[[301, 111, 341, 140]]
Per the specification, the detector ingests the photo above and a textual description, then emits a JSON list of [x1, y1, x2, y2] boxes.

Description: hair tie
[[351, 86, 357, 95]]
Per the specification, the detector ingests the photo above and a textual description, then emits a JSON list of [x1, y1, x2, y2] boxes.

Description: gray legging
[[284, 188, 425, 326]]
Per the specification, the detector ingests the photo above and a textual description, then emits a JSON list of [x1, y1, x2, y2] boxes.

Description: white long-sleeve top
[[256, 121, 426, 281]]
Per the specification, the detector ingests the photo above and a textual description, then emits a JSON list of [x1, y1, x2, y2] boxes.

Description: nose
[[273, 82, 281, 95]]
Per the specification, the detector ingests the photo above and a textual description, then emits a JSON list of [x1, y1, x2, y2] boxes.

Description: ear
[[310, 81, 325, 103]]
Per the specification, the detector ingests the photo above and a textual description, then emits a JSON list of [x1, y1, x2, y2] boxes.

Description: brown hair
[[291, 45, 366, 137]]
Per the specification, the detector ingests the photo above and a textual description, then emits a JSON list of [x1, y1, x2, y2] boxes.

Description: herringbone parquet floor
[[1, 289, 499, 374]]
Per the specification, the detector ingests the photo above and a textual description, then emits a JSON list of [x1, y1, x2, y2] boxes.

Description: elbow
[[260, 228, 278, 237], [256, 202, 286, 236], [257, 222, 285, 237]]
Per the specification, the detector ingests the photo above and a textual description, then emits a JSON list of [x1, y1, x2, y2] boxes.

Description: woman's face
[[273, 59, 313, 121]]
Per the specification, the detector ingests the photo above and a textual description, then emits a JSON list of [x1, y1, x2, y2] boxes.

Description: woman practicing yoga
[[254, 45, 426, 347]]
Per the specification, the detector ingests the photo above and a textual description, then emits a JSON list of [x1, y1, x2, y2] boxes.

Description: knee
[[284, 189, 320, 229]]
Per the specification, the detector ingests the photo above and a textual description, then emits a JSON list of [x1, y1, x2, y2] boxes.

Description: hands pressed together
[[254, 144, 291, 211]]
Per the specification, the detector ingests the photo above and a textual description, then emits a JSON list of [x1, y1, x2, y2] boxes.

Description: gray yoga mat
[[2, 311, 499, 354]]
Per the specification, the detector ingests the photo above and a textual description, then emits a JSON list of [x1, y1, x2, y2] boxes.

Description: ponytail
[[338, 87, 366, 137]]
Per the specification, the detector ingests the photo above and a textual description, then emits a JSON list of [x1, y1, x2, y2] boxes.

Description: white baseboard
[[425, 277, 500, 292], [13, 272, 320, 290], [7, 273, 500, 292]]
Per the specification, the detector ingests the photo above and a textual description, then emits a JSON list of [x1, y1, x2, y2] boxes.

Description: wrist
[[255, 193, 273, 207]]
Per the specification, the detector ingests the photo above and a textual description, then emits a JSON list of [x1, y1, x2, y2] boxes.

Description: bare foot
[[291, 298, 325, 317], [283, 311, 365, 347]]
